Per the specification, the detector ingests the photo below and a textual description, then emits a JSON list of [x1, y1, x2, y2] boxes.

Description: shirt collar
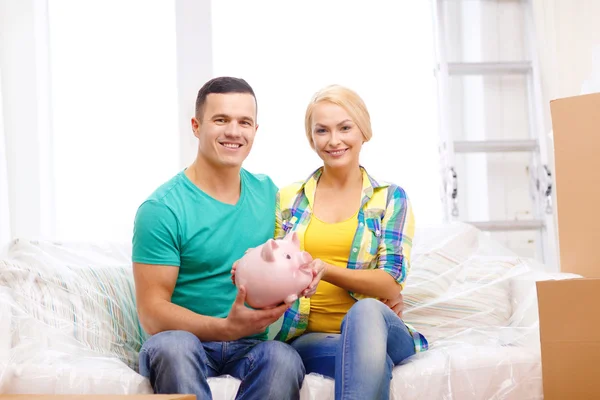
[[298, 166, 389, 209]]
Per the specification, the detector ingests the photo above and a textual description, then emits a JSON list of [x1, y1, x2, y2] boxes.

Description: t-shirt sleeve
[[262, 174, 279, 197], [132, 200, 181, 266]]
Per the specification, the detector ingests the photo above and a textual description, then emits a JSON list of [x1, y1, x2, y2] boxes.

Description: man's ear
[[191, 117, 200, 138], [255, 123, 259, 132]]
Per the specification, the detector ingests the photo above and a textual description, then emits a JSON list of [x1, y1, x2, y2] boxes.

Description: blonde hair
[[304, 85, 373, 149]]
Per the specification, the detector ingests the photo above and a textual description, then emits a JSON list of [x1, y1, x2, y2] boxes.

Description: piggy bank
[[235, 232, 313, 309]]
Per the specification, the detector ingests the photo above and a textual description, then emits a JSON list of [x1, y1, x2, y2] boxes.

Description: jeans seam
[[237, 354, 255, 397], [144, 347, 160, 394], [340, 315, 352, 397], [222, 341, 228, 368]]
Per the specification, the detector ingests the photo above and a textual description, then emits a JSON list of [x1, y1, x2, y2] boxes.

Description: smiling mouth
[[220, 143, 242, 149], [327, 149, 348, 156]]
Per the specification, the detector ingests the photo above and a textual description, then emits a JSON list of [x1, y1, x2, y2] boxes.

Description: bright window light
[[211, 0, 443, 224], [48, 0, 179, 242]]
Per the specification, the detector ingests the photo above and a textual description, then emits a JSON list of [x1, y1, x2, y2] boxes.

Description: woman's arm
[[304, 186, 414, 300], [321, 262, 401, 299], [375, 186, 415, 289]]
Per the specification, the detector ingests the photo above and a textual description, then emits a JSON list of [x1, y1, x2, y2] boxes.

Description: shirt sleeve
[[132, 200, 181, 266], [377, 186, 416, 289], [274, 190, 285, 240]]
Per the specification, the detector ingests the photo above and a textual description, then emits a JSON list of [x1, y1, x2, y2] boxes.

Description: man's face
[[192, 93, 258, 169]]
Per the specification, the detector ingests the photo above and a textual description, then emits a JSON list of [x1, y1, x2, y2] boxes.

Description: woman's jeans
[[291, 298, 416, 400], [139, 330, 305, 400]]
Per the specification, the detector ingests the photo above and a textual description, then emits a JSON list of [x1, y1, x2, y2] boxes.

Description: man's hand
[[230, 247, 254, 285], [301, 259, 328, 298], [230, 260, 238, 285], [382, 291, 404, 318], [224, 285, 291, 340]]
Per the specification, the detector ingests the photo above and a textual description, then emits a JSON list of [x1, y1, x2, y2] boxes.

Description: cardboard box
[[550, 92, 600, 277], [537, 92, 600, 399], [537, 279, 600, 399]]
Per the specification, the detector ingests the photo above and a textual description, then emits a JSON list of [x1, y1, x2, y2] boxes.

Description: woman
[[274, 85, 428, 399]]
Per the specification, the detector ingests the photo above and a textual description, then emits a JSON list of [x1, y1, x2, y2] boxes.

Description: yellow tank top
[[304, 212, 358, 333]]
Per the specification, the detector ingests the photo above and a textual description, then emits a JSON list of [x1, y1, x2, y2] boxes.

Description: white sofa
[[0, 223, 579, 399]]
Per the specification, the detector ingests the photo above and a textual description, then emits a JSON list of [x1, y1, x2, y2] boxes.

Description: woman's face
[[311, 102, 364, 170]]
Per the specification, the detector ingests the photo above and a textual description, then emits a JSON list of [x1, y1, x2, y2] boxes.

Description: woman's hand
[[301, 259, 328, 298], [382, 291, 404, 318]]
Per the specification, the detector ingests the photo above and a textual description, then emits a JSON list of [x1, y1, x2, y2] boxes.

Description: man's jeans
[[290, 298, 416, 400], [139, 330, 305, 400]]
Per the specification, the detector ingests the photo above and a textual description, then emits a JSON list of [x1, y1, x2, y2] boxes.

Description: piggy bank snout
[[294, 251, 312, 266]]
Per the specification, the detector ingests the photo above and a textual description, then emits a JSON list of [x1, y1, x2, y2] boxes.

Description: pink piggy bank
[[235, 232, 313, 309]]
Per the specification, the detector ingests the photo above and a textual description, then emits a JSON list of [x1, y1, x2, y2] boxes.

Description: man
[[132, 77, 305, 399]]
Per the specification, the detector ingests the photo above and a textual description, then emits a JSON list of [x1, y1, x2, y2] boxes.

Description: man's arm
[[134, 262, 289, 341]]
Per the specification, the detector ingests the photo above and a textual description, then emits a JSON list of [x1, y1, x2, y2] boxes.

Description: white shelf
[[467, 220, 544, 231], [446, 61, 532, 75], [454, 140, 538, 153]]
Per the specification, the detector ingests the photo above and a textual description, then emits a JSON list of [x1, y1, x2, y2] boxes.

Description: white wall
[[533, 0, 600, 104], [47, 0, 180, 242], [444, 0, 541, 259], [175, 0, 213, 168], [0, 68, 10, 250], [444, 0, 600, 265], [530, 0, 600, 269], [211, 0, 444, 224], [0, 0, 55, 240]]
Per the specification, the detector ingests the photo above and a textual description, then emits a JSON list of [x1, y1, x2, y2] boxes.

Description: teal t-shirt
[[132, 168, 278, 340]]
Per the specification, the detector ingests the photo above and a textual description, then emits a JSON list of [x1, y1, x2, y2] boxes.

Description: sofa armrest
[[510, 268, 581, 328], [0, 287, 13, 361], [0, 287, 14, 393]]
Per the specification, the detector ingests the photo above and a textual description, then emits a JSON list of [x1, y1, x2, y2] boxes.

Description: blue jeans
[[290, 298, 416, 400], [139, 330, 305, 400]]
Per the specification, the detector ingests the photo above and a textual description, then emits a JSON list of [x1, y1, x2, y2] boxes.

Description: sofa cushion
[[403, 223, 524, 343], [2, 239, 144, 370], [5, 354, 152, 395]]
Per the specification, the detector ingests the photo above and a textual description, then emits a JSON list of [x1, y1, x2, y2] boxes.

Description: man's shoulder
[[135, 171, 188, 224], [241, 169, 278, 192], [145, 171, 186, 204]]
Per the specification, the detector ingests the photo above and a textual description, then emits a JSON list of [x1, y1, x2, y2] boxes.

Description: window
[[48, 0, 179, 242], [211, 1, 443, 223]]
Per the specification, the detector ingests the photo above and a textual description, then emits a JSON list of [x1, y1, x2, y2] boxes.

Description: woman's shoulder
[[382, 182, 409, 198], [278, 180, 304, 193], [277, 181, 305, 204], [379, 183, 410, 205], [277, 168, 321, 196], [364, 170, 409, 200]]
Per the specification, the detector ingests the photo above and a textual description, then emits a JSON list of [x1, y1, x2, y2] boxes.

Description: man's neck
[[185, 156, 242, 205]]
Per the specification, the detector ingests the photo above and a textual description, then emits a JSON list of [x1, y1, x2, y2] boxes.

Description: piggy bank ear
[[288, 232, 301, 248], [260, 239, 278, 262]]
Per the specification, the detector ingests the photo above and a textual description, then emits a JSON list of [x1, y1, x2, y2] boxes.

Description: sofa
[[0, 222, 579, 399]]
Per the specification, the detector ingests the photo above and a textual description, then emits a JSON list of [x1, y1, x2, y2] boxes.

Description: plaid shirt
[[273, 167, 428, 353]]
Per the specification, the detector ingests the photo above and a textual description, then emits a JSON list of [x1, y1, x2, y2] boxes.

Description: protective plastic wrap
[[0, 222, 580, 399]]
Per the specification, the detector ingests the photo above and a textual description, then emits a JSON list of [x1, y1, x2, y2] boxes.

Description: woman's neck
[[319, 164, 362, 190]]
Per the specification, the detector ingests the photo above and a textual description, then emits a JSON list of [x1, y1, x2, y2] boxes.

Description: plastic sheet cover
[[0, 223, 580, 399]]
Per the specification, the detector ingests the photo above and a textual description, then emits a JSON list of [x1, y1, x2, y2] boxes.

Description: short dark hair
[[195, 76, 257, 118]]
